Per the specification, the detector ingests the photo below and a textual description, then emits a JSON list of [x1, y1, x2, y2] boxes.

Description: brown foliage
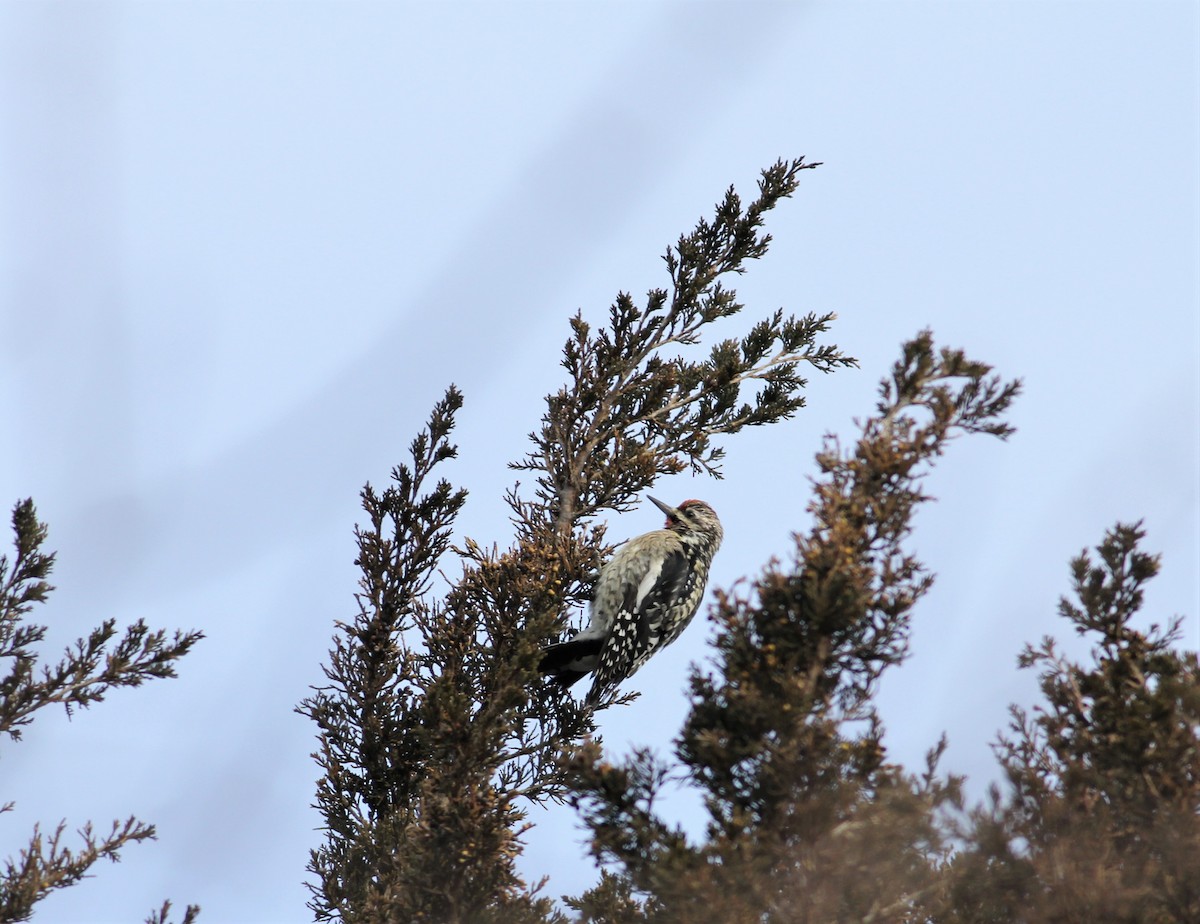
[[299, 160, 855, 923], [300, 160, 1197, 924], [0, 500, 202, 922], [948, 524, 1200, 924], [565, 333, 1019, 923]]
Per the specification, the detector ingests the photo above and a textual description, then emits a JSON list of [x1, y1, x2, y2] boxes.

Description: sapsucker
[[539, 496, 723, 704]]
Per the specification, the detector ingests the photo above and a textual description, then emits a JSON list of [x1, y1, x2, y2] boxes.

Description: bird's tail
[[538, 636, 604, 688]]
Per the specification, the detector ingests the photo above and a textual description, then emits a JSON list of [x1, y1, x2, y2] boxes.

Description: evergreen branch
[[565, 332, 1019, 921], [0, 499, 201, 919], [0, 818, 156, 923], [512, 158, 855, 534], [0, 501, 202, 742], [302, 161, 857, 922], [144, 900, 202, 924]]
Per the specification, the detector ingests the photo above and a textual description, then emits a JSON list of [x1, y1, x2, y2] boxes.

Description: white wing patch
[[632, 557, 664, 612]]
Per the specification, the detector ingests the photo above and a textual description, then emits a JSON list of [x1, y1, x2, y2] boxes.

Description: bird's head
[[647, 496, 723, 545]]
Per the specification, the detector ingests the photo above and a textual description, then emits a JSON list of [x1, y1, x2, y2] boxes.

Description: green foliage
[[0, 500, 202, 923]]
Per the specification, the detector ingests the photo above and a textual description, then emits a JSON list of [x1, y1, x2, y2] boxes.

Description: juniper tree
[[948, 524, 1200, 924], [299, 158, 1195, 923], [0, 499, 202, 923], [298, 159, 857, 923], [562, 332, 1021, 923]]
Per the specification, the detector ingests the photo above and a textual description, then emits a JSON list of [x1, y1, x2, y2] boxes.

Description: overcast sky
[[1, 2, 1196, 921]]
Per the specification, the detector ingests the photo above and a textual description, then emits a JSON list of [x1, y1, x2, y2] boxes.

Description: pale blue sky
[[1, 3, 1196, 921]]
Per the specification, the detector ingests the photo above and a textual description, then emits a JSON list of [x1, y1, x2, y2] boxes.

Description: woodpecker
[[539, 496, 723, 704]]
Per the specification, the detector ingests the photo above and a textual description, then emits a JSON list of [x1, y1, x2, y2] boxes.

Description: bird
[[538, 495, 723, 704]]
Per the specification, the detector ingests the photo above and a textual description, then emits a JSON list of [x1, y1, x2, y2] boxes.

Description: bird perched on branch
[[539, 496, 723, 704]]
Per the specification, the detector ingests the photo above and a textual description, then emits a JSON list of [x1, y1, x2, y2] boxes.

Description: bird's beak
[[647, 495, 680, 521]]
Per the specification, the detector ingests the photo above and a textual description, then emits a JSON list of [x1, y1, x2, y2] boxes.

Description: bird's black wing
[[587, 546, 690, 703]]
